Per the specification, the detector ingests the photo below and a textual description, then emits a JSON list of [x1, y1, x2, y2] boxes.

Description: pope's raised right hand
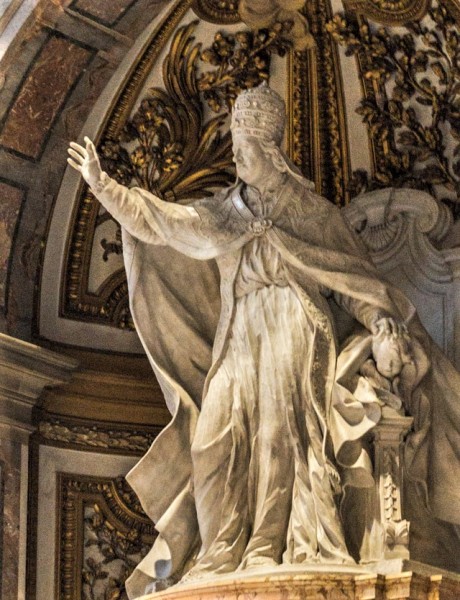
[[67, 136, 103, 189]]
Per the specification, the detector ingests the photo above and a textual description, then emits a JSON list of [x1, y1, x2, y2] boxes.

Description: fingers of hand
[[67, 148, 85, 164], [391, 320, 409, 338], [67, 157, 82, 172], [69, 141, 86, 157], [84, 136, 97, 159], [378, 318, 391, 336], [373, 317, 408, 339]]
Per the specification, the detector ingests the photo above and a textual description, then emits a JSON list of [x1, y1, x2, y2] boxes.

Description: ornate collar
[[231, 175, 296, 237], [232, 175, 294, 220]]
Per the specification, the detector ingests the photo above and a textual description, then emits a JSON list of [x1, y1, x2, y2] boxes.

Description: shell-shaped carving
[[385, 519, 410, 549], [359, 217, 403, 252]]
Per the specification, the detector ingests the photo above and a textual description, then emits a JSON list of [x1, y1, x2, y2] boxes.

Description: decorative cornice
[[38, 419, 158, 455], [0, 334, 78, 442]]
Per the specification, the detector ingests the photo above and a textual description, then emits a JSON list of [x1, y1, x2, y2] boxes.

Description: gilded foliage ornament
[[328, 4, 460, 216], [100, 21, 234, 200], [39, 420, 157, 454], [59, 475, 155, 600], [83, 504, 148, 600], [198, 25, 291, 112], [99, 20, 290, 201]]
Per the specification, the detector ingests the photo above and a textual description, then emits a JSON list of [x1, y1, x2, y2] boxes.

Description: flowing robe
[[92, 173, 460, 597]]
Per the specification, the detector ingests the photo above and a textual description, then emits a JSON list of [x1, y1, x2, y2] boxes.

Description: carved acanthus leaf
[[385, 519, 410, 549]]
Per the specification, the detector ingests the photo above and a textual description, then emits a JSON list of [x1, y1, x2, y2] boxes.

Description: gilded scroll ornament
[[328, 4, 460, 216], [344, 0, 430, 25], [192, 0, 240, 24]]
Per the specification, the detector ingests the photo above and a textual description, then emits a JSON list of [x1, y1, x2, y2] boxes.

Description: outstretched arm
[[332, 290, 407, 335], [68, 137, 167, 244], [68, 138, 253, 259], [67, 138, 213, 252]]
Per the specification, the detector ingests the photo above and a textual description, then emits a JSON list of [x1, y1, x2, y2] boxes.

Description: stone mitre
[[231, 83, 286, 145]]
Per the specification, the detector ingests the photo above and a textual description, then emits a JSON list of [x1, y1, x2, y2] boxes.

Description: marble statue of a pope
[[67, 85, 460, 598]]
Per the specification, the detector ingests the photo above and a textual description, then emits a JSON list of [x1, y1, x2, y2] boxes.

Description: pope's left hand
[[370, 316, 407, 338]]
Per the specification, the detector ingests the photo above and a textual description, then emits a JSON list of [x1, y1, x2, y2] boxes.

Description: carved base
[[138, 564, 460, 600]]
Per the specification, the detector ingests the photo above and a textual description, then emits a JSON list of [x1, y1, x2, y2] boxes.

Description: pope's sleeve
[[332, 292, 393, 332], [325, 209, 399, 330], [90, 173, 225, 259]]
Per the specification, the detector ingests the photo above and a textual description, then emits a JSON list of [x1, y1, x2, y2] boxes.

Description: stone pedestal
[[137, 566, 460, 600], [0, 334, 78, 600], [371, 408, 414, 562], [140, 568, 378, 600]]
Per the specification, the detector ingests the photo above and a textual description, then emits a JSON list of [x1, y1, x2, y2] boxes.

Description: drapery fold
[[89, 179, 460, 596]]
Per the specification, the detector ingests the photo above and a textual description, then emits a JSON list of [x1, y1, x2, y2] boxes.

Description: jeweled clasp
[[249, 218, 272, 236]]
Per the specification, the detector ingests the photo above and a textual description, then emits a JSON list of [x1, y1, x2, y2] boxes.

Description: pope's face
[[232, 135, 272, 187]]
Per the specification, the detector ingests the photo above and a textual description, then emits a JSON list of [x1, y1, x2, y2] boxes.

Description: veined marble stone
[[136, 565, 460, 600]]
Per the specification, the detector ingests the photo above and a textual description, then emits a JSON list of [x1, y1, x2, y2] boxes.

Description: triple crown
[[231, 83, 286, 145]]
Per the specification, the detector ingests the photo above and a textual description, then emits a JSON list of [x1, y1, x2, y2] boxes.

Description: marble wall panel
[[0, 438, 22, 600], [0, 180, 23, 309], [70, 0, 137, 26], [0, 461, 3, 600], [0, 34, 92, 160]]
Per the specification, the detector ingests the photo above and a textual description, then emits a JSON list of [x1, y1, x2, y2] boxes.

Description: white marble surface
[[0, 0, 36, 56]]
